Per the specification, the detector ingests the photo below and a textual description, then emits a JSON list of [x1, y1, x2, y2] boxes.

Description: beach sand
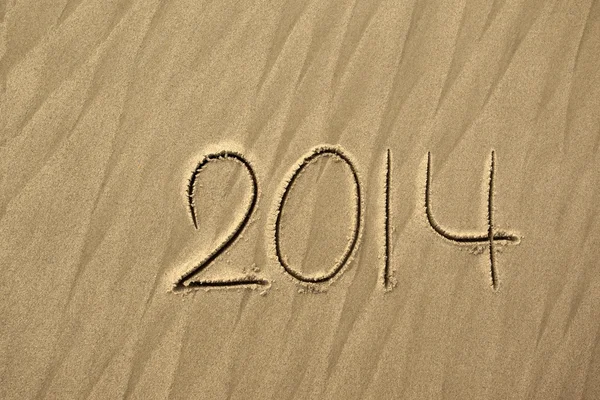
[[1, 0, 599, 398]]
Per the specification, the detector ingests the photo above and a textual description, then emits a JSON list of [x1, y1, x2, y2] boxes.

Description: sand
[[1, 0, 599, 399]]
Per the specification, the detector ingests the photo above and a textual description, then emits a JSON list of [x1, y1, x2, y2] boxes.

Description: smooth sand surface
[[1, 0, 599, 399]]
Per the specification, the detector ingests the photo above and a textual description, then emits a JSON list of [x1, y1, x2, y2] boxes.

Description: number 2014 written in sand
[[172, 145, 521, 294]]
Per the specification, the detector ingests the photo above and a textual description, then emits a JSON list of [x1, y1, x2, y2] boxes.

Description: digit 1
[[383, 148, 392, 291]]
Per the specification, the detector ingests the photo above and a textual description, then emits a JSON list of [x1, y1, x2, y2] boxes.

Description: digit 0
[[274, 146, 362, 284]]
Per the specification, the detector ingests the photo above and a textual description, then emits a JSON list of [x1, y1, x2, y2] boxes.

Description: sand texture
[[1, 0, 600, 399]]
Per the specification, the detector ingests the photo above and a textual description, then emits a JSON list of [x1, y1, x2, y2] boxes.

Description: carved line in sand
[[383, 148, 392, 291]]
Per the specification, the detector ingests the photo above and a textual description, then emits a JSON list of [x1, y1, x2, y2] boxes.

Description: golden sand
[[1, 0, 599, 398]]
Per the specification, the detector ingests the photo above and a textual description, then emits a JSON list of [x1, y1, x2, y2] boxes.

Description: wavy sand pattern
[[1, 0, 599, 399]]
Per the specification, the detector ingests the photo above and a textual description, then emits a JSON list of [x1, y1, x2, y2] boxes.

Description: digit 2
[[173, 150, 269, 291]]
